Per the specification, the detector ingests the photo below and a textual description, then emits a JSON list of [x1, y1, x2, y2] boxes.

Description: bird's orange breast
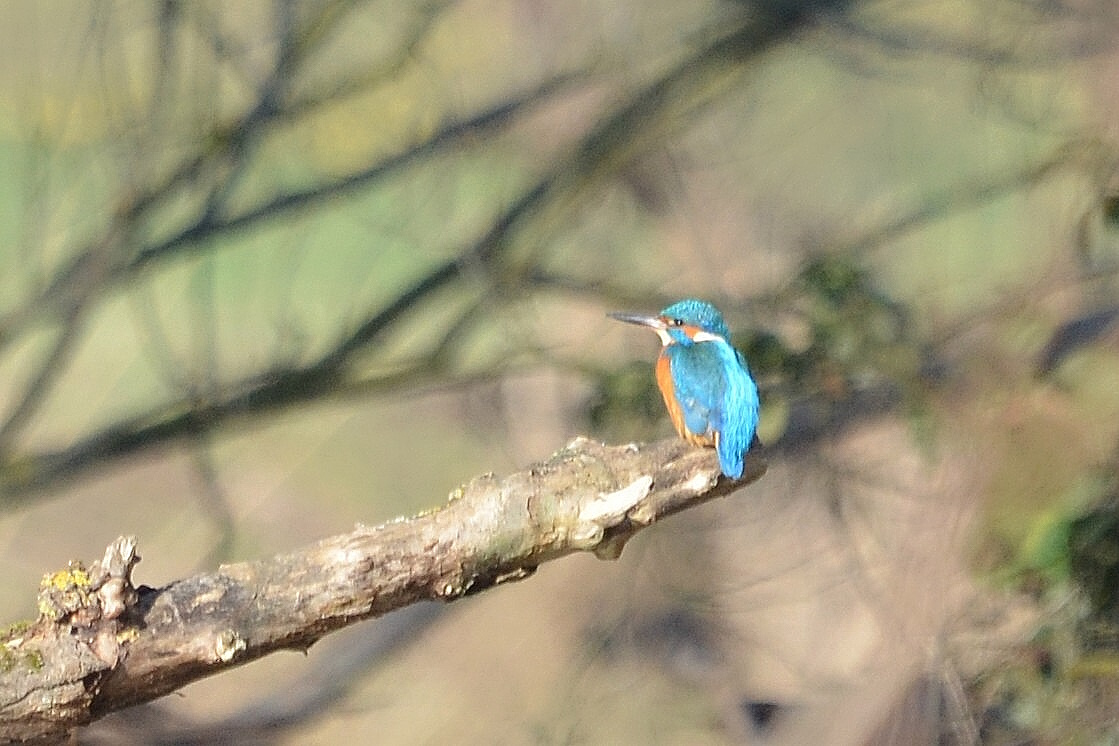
[[655, 352, 715, 448]]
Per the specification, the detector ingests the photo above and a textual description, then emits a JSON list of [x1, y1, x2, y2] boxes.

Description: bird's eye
[[669, 318, 684, 327]]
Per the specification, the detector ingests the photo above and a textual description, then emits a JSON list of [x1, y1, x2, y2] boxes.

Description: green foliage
[[1068, 498, 1119, 625], [587, 362, 671, 443], [977, 475, 1119, 743]]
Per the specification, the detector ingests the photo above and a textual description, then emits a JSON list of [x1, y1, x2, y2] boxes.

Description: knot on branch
[[31, 535, 142, 671], [37, 535, 140, 630]]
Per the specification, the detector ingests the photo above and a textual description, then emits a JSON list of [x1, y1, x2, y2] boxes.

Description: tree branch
[[0, 436, 766, 745]]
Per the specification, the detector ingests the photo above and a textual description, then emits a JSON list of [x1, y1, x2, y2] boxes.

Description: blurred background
[[0, 0, 1118, 743]]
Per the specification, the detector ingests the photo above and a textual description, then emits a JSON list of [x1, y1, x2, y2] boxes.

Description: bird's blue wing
[[670, 343, 758, 479], [667, 345, 724, 439], [716, 348, 759, 479]]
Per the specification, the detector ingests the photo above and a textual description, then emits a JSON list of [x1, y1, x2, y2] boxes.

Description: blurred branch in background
[[0, 0, 837, 504]]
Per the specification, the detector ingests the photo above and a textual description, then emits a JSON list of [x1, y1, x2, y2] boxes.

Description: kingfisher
[[609, 299, 759, 479]]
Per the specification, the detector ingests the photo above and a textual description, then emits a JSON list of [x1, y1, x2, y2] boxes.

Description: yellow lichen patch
[[22, 648, 43, 671], [41, 563, 92, 591], [37, 561, 95, 622], [0, 643, 44, 673], [0, 620, 32, 643], [116, 627, 139, 644]]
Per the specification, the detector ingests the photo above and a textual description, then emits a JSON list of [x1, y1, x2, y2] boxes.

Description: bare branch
[[0, 436, 767, 744]]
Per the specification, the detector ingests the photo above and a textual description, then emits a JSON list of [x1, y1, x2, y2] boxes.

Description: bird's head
[[609, 298, 731, 347]]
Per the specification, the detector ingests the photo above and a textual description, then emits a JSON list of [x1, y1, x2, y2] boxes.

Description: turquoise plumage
[[609, 299, 759, 479]]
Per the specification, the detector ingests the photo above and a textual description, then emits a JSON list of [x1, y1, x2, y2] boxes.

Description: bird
[[609, 299, 759, 479]]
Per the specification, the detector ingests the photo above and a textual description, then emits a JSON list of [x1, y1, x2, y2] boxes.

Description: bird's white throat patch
[[658, 329, 725, 346], [691, 330, 726, 344]]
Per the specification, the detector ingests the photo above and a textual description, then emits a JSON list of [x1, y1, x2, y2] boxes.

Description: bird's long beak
[[607, 311, 666, 330]]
